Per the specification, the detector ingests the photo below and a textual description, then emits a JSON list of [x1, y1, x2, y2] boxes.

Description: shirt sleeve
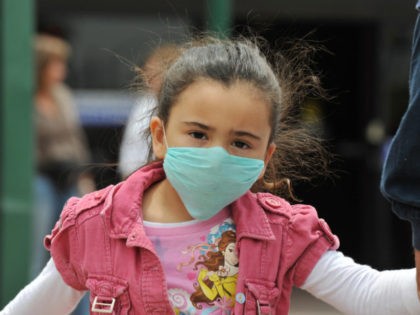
[[380, 9, 420, 249], [0, 258, 85, 315], [301, 250, 420, 315]]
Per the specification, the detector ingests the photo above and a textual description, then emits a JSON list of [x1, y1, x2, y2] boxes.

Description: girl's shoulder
[[70, 185, 114, 216], [255, 192, 317, 218], [254, 192, 339, 246], [51, 185, 115, 233], [45, 185, 119, 291]]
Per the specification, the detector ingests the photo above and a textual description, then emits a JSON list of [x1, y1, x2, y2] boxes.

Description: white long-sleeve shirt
[[0, 258, 84, 315], [1, 250, 419, 315], [301, 251, 420, 314]]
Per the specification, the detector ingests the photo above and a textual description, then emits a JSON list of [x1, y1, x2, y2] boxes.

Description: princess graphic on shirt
[[168, 219, 237, 314], [190, 230, 238, 310]]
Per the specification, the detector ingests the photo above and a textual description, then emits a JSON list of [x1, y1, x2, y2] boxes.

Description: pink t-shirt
[[144, 208, 238, 314]]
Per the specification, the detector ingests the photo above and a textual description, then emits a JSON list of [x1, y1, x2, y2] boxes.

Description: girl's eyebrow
[[182, 121, 213, 130], [233, 130, 261, 140], [182, 121, 261, 140]]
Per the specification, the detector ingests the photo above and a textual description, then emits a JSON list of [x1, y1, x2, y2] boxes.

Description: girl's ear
[[265, 143, 276, 165], [150, 116, 166, 159], [259, 142, 276, 179]]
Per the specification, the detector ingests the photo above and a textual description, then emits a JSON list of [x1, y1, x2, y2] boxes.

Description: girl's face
[[151, 79, 276, 166]]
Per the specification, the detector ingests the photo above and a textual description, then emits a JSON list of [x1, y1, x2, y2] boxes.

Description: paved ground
[[289, 289, 343, 315]]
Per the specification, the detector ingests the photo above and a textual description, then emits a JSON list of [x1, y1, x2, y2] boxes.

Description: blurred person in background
[[34, 33, 95, 315], [381, 0, 420, 299], [118, 44, 179, 178]]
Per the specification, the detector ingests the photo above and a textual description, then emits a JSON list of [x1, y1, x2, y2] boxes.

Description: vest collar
[[231, 191, 276, 242], [102, 161, 275, 245], [101, 162, 164, 242]]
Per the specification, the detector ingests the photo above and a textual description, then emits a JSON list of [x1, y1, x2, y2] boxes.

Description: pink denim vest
[[45, 162, 339, 314]]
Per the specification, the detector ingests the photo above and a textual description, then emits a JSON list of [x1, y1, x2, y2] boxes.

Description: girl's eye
[[189, 131, 207, 140], [232, 141, 250, 149]]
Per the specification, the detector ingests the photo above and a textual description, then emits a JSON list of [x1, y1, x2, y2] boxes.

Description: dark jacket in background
[[381, 2, 420, 250]]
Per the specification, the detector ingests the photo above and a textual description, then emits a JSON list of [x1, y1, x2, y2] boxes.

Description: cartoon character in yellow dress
[[190, 230, 238, 309]]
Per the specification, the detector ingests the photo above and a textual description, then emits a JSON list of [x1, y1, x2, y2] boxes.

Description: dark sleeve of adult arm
[[380, 7, 420, 250]]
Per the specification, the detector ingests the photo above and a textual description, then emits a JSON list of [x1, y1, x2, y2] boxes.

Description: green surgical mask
[[163, 146, 264, 220]]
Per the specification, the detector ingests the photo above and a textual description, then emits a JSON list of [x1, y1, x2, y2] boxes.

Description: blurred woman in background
[[33, 35, 94, 315]]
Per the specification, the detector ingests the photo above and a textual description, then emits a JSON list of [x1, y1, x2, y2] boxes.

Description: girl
[[2, 35, 420, 315]]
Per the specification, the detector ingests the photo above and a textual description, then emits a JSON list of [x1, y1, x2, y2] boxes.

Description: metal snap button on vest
[[235, 292, 246, 304]]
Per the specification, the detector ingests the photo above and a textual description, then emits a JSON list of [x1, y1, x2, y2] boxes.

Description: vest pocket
[[86, 274, 131, 315], [243, 279, 280, 315]]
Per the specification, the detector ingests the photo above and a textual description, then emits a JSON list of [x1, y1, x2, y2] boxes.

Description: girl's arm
[[301, 250, 420, 315], [0, 258, 85, 315]]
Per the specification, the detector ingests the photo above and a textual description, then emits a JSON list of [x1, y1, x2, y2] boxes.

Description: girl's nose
[[208, 139, 230, 153]]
